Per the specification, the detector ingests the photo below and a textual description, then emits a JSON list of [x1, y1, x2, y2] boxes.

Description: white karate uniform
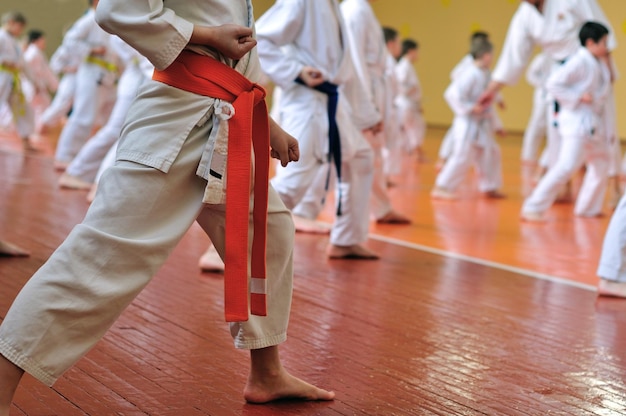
[[54, 7, 117, 164], [21, 43, 58, 127], [65, 37, 151, 183], [340, 0, 395, 220], [0, 0, 294, 387], [435, 63, 502, 194], [39, 38, 82, 129], [394, 54, 425, 155], [492, 0, 615, 169], [439, 54, 473, 160], [0, 28, 35, 139], [257, 0, 377, 247], [382, 52, 404, 176], [522, 47, 611, 217], [522, 52, 550, 163]]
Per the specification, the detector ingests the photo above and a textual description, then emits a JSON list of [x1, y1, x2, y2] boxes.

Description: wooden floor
[[1, 126, 626, 415]]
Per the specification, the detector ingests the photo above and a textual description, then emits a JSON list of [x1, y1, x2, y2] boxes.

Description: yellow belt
[[86, 56, 118, 72], [0, 64, 26, 117]]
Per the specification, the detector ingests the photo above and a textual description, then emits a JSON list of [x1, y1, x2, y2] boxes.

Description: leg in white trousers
[[0, 119, 294, 386], [65, 69, 143, 183], [54, 64, 103, 163], [598, 193, 626, 282], [522, 136, 608, 217], [40, 73, 76, 129], [362, 130, 393, 219], [521, 91, 547, 163]]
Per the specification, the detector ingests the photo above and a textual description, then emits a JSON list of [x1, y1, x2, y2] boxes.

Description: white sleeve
[[525, 53, 546, 88], [444, 73, 475, 117], [95, 0, 194, 70], [492, 6, 537, 85], [255, 0, 306, 88]]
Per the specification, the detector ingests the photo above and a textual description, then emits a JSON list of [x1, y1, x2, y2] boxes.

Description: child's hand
[[191, 24, 257, 60], [471, 103, 485, 115], [299, 66, 324, 87], [269, 118, 299, 167], [496, 128, 506, 138]]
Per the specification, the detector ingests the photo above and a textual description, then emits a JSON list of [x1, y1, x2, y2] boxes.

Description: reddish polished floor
[[1, 126, 625, 415]]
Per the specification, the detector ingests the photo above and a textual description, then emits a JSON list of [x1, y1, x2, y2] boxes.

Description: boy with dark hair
[[521, 21, 612, 221]]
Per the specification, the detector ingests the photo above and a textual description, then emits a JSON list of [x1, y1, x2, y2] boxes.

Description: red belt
[[153, 51, 269, 322]]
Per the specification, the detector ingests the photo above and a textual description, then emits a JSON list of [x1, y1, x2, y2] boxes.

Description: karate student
[[436, 31, 490, 169], [59, 36, 152, 190], [381, 26, 406, 178], [0, 11, 37, 151], [256, 0, 381, 259], [0, 0, 335, 412], [53, 0, 117, 171], [340, 0, 411, 225], [482, 0, 615, 174], [431, 38, 505, 200], [521, 21, 612, 221], [21, 30, 58, 132], [521, 52, 550, 165], [395, 38, 426, 160]]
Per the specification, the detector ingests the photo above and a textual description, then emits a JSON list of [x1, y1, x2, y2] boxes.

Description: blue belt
[[296, 78, 343, 215]]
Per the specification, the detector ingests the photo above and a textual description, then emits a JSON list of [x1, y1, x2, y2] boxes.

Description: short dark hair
[[471, 38, 493, 60], [382, 26, 398, 44], [1, 11, 27, 26], [28, 29, 44, 44], [579, 21, 609, 46], [401, 39, 418, 58], [470, 31, 489, 42]]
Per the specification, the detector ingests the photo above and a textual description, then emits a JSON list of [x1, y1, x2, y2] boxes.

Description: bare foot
[[327, 244, 379, 260], [86, 183, 98, 203], [244, 367, 335, 404], [198, 245, 224, 272], [58, 173, 93, 190], [376, 210, 411, 224], [0, 240, 29, 257], [598, 279, 626, 298], [293, 215, 331, 234], [483, 190, 506, 199]]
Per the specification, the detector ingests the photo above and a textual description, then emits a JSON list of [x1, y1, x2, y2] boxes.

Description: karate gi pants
[[0, 119, 294, 386], [55, 63, 106, 163], [0, 71, 35, 138], [598, 193, 626, 282], [273, 141, 374, 247], [362, 129, 393, 219], [66, 67, 144, 183], [435, 137, 502, 193], [40, 73, 76, 128], [522, 135, 609, 216], [521, 89, 547, 163]]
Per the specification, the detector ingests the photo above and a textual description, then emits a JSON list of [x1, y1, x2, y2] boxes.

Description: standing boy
[[431, 38, 505, 200], [521, 21, 612, 221], [0, 1, 334, 413]]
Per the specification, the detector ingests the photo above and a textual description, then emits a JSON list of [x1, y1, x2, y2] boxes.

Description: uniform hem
[[0, 338, 57, 386], [233, 333, 286, 350], [597, 263, 626, 282]]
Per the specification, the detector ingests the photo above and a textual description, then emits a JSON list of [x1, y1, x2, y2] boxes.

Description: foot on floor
[[58, 173, 93, 190], [198, 245, 225, 272], [376, 210, 411, 224], [0, 240, 29, 257], [327, 244, 379, 260], [598, 279, 626, 298], [293, 215, 331, 234]]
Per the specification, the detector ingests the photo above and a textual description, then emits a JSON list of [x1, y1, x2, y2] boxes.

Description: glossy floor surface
[[1, 126, 625, 415]]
